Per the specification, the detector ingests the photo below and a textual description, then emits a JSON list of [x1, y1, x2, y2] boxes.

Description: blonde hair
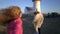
[[0, 6, 22, 23], [4, 6, 22, 19]]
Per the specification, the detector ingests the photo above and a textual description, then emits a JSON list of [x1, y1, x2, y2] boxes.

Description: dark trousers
[[38, 28, 40, 34]]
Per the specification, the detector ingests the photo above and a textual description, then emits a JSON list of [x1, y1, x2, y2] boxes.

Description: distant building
[[24, 7, 34, 14]]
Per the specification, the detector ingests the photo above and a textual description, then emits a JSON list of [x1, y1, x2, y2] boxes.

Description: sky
[[0, 0, 60, 14]]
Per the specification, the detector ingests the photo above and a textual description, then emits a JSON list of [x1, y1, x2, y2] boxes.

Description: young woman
[[33, 11, 44, 34], [4, 6, 23, 34]]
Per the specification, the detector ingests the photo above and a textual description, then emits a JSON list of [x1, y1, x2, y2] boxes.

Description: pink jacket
[[7, 18, 23, 34]]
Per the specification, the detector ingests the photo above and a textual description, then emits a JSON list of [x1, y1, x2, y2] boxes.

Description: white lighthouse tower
[[32, 0, 44, 33], [32, 0, 41, 12]]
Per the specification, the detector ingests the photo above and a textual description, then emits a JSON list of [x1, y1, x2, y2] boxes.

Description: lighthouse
[[32, 0, 41, 12], [32, 0, 44, 34]]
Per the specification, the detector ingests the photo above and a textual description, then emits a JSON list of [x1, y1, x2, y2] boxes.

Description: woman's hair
[[34, 11, 39, 15], [4, 6, 22, 20], [0, 6, 22, 23]]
